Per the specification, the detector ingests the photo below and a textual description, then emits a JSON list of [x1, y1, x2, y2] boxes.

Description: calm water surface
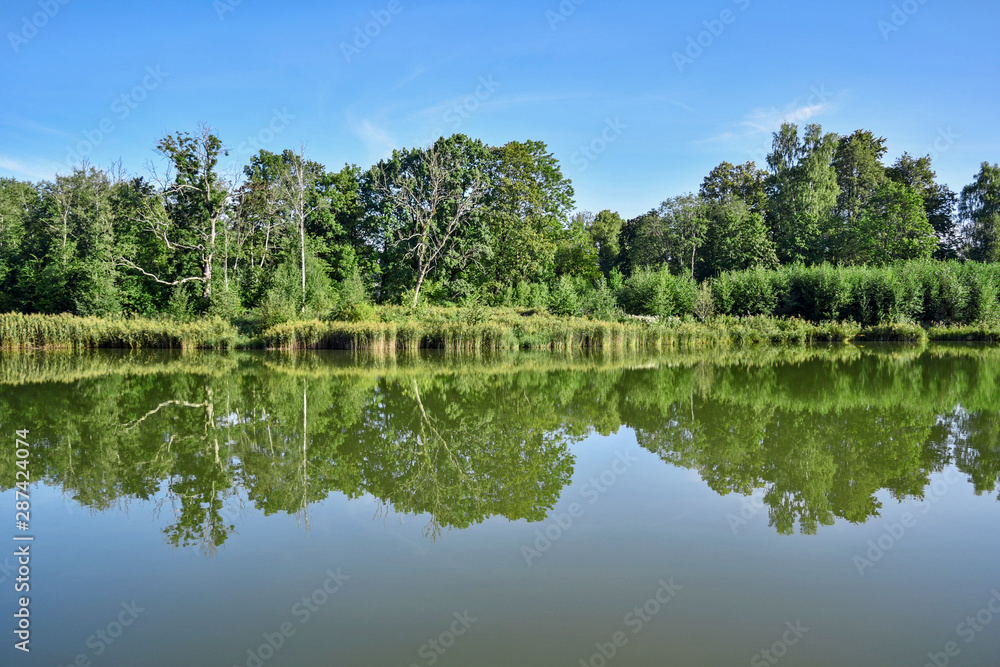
[[2, 345, 999, 666]]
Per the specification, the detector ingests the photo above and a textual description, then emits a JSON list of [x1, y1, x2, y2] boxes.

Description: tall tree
[[700, 198, 778, 279], [960, 162, 1000, 263], [479, 140, 574, 288], [886, 153, 959, 259], [850, 181, 937, 265], [373, 136, 489, 306], [832, 131, 888, 225], [554, 211, 601, 282], [276, 147, 326, 313], [766, 123, 841, 265], [0, 178, 38, 311], [587, 209, 624, 277], [118, 126, 230, 307], [700, 161, 769, 215]]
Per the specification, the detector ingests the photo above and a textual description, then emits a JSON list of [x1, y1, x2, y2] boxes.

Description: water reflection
[[1, 345, 998, 553]]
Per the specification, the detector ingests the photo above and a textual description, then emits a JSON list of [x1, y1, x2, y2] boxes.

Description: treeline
[[1, 122, 999, 323]]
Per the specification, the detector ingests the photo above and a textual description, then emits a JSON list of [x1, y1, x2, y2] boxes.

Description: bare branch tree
[[379, 146, 486, 307], [116, 124, 230, 302]]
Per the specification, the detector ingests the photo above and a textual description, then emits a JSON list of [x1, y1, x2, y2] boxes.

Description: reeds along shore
[[1, 310, 999, 351], [2, 261, 1000, 350]]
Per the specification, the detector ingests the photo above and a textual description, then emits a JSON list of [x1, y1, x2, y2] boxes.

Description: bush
[[581, 277, 621, 320], [712, 266, 781, 317], [619, 267, 696, 318], [549, 275, 583, 317]]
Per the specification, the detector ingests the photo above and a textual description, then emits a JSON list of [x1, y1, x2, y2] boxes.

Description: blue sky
[[1, 0, 997, 219]]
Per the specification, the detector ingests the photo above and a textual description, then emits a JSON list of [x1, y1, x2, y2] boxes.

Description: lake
[[2, 345, 999, 666]]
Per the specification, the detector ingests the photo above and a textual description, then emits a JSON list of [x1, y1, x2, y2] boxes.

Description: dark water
[[2, 346, 1000, 666]]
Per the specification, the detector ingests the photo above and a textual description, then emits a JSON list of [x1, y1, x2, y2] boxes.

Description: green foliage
[[207, 278, 242, 321], [580, 276, 621, 320], [693, 282, 715, 322], [706, 261, 1000, 327], [849, 182, 937, 265], [961, 162, 1000, 263], [166, 285, 195, 322], [0, 123, 997, 336], [549, 275, 583, 317], [887, 152, 959, 259], [261, 248, 334, 326], [766, 123, 841, 264], [618, 267, 697, 318], [329, 262, 371, 319], [699, 198, 778, 278], [711, 266, 782, 317]]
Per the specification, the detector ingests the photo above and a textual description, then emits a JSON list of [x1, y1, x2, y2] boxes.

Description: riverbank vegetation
[[2, 121, 999, 347]]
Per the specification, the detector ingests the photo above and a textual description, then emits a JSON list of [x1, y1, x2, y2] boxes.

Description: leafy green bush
[[549, 275, 583, 317], [619, 267, 696, 318]]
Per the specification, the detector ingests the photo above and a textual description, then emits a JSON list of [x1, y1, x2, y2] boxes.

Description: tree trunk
[[203, 252, 213, 301], [300, 212, 306, 313], [412, 273, 425, 308]]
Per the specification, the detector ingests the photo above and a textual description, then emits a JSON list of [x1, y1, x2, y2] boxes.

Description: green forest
[[2, 121, 1000, 342]]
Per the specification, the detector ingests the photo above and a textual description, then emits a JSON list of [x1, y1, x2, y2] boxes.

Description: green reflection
[[1, 345, 998, 552]]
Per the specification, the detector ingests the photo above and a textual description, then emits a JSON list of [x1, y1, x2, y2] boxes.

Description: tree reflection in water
[[1, 345, 998, 553]]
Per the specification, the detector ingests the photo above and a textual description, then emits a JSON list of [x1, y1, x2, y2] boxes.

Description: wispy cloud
[[696, 88, 843, 146], [740, 100, 831, 133], [351, 118, 397, 163], [0, 154, 57, 181], [388, 66, 429, 92]]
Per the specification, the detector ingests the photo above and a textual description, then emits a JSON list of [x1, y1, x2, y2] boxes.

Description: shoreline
[[1, 311, 998, 351]]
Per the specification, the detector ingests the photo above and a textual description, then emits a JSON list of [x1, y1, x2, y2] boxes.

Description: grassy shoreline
[[1, 310, 999, 351]]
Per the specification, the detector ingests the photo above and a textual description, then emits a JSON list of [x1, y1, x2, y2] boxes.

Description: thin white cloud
[[695, 88, 843, 146], [0, 155, 57, 181], [351, 118, 396, 163], [388, 66, 429, 92], [741, 101, 831, 134]]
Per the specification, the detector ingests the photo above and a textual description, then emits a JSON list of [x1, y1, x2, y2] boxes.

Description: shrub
[[549, 275, 583, 317]]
